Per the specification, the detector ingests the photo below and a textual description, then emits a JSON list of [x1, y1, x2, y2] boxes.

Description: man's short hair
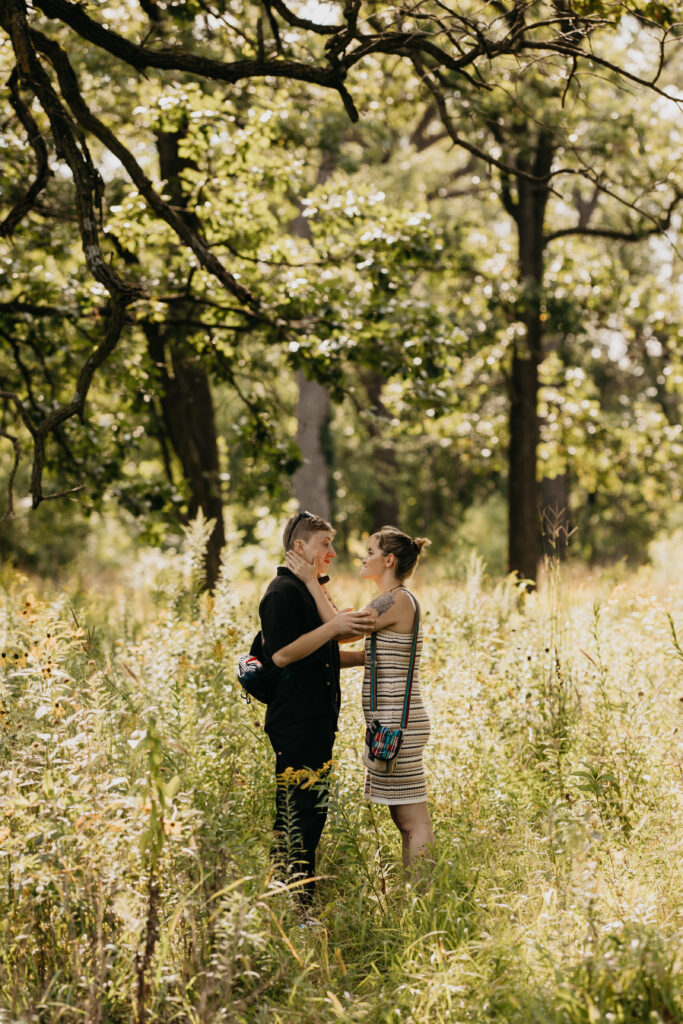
[[283, 510, 335, 551]]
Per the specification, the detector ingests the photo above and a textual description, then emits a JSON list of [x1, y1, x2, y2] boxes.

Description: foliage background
[[1, 0, 682, 578]]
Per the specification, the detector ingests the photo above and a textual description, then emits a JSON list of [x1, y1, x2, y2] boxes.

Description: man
[[259, 510, 373, 916]]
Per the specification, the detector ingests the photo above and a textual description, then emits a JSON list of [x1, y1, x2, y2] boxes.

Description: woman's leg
[[389, 802, 435, 870]]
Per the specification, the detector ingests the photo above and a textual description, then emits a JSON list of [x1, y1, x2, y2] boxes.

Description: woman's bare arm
[[362, 589, 414, 633], [272, 608, 374, 667], [285, 549, 377, 642], [285, 550, 336, 622]]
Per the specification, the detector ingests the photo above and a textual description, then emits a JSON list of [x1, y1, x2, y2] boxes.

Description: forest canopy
[[1, 0, 682, 583]]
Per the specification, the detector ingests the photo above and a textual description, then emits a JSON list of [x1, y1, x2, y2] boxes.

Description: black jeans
[[266, 723, 336, 908]]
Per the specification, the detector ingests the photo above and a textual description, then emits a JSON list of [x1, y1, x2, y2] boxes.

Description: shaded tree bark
[[506, 129, 554, 583], [152, 129, 225, 588], [292, 371, 332, 521], [144, 320, 225, 588], [361, 370, 400, 528], [290, 153, 337, 521]]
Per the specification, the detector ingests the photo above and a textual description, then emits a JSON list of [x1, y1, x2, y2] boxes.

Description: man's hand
[[364, 606, 378, 628], [332, 607, 376, 637], [336, 605, 377, 643], [271, 606, 377, 667]]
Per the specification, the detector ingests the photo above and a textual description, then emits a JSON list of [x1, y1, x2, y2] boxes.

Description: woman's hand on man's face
[[286, 549, 317, 583]]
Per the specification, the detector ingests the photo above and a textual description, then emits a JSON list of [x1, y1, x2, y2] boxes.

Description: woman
[[359, 526, 434, 870], [286, 525, 434, 871]]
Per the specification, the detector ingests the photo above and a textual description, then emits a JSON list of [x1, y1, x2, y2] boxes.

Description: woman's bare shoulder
[[366, 588, 409, 613], [366, 589, 414, 631]]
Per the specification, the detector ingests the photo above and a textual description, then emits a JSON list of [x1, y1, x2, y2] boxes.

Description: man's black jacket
[[259, 567, 341, 737]]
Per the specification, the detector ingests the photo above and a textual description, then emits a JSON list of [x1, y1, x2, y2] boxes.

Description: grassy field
[[1, 520, 682, 1023]]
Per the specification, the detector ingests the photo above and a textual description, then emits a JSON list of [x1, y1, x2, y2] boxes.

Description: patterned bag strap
[[400, 591, 420, 729], [369, 590, 421, 727], [370, 631, 376, 712]]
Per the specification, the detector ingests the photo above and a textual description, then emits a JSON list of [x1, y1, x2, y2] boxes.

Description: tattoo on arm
[[369, 592, 397, 616]]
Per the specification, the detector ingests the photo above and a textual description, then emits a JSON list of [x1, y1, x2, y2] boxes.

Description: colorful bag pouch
[[370, 721, 403, 760], [363, 591, 420, 776], [236, 632, 284, 705]]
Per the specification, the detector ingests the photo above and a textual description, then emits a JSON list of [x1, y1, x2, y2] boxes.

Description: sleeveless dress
[[362, 592, 430, 805]]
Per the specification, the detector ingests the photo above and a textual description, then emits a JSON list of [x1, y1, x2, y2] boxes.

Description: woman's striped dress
[[362, 617, 430, 806]]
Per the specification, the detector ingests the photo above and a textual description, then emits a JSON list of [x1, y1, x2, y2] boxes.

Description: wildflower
[[277, 762, 334, 789], [277, 766, 312, 787]]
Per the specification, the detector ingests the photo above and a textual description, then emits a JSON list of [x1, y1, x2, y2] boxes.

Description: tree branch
[[411, 54, 548, 184], [0, 67, 51, 237], [0, 299, 77, 318], [2, 328, 40, 411], [545, 189, 683, 244], [261, 1, 282, 56], [343, 29, 493, 79], [523, 40, 683, 104], [1, 0, 141, 302], [0, 429, 21, 527], [32, 29, 265, 313], [0, 0, 145, 506], [0, 389, 37, 439], [32, 0, 358, 116], [28, 296, 127, 507], [409, 102, 450, 152], [266, 0, 338, 35]]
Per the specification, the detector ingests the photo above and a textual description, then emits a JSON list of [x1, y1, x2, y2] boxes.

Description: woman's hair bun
[[375, 526, 430, 580]]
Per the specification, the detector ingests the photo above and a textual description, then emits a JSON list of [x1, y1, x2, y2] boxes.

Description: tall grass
[[0, 527, 681, 1022]]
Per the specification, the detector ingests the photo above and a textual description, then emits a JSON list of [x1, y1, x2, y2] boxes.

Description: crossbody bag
[[362, 590, 420, 776]]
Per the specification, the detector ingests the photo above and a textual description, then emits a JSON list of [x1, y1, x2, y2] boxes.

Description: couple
[[258, 510, 434, 914]]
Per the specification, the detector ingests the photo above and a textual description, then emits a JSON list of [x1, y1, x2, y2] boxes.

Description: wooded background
[[1, 0, 681, 585]]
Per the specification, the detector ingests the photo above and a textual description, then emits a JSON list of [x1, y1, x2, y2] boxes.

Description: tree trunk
[[292, 371, 332, 521], [145, 322, 225, 588], [152, 128, 225, 588], [290, 154, 336, 522], [361, 370, 400, 528], [507, 129, 554, 584], [508, 348, 540, 581]]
